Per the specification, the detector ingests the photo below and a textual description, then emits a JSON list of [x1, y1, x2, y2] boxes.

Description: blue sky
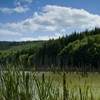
[[0, 0, 100, 41]]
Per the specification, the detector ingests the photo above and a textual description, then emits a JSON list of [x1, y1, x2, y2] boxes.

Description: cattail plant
[[63, 72, 67, 100]]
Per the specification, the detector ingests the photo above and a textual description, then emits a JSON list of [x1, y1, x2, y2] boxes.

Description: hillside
[[60, 35, 100, 70], [0, 28, 100, 71], [0, 41, 44, 50]]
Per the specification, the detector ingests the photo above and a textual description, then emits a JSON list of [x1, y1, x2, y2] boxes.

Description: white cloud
[[3, 5, 100, 32], [0, 29, 21, 36], [0, 6, 29, 14], [1, 5, 100, 40], [61, 29, 66, 32], [19, 37, 34, 41], [19, 33, 62, 41], [14, 0, 32, 6]]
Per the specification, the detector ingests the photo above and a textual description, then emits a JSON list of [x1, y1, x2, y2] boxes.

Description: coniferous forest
[[0, 28, 100, 71]]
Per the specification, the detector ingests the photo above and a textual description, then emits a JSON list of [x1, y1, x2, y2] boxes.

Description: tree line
[[0, 28, 100, 71]]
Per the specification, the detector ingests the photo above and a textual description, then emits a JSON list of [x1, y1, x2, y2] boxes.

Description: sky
[[0, 0, 100, 41]]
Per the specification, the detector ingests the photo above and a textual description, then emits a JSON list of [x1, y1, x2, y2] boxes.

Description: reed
[[0, 67, 100, 100]]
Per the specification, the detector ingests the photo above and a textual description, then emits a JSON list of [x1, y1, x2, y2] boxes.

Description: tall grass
[[0, 67, 100, 100]]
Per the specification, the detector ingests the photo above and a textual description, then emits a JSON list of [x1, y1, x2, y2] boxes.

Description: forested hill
[[0, 41, 44, 50], [0, 28, 100, 71]]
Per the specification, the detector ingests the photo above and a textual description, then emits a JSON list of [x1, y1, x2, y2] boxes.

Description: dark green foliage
[[0, 28, 100, 71], [0, 41, 43, 50], [60, 35, 100, 70]]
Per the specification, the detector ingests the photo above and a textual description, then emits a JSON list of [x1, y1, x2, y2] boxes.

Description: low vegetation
[[0, 28, 100, 99], [0, 67, 100, 100]]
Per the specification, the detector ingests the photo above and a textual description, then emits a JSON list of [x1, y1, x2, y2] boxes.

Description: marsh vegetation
[[0, 67, 100, 100], [0, 28, 100, 100]]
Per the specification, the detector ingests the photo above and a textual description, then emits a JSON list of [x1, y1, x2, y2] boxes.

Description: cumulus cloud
[[0, 6, 29, 14], [3, 5, 100, 32], [1, 5, 100, 40]]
